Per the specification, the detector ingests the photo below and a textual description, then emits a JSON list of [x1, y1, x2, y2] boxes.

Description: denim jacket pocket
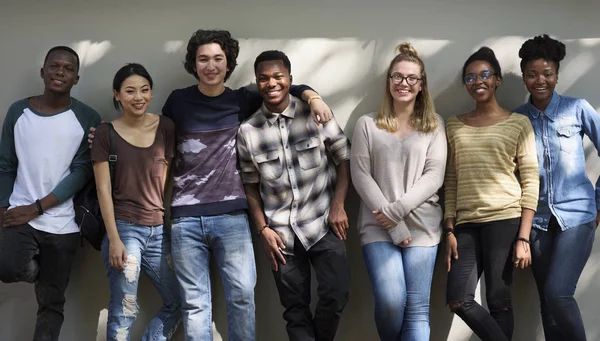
[[255, 149, 283, 181], [556, 125, 582, 155], [295, 136, 322, 170]]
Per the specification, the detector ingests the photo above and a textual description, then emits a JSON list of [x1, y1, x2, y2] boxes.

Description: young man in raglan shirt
[[0, 46, 101, 341], [161, 30, 333, 341], [237, 50, 351, 341]]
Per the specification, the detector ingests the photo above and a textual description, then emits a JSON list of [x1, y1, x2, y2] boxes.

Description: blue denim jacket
[[514, 92, 600, 231]]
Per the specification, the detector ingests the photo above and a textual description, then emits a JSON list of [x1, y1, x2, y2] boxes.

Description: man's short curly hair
[[518, 34, 566, 73], [184, 29, 240, 82]]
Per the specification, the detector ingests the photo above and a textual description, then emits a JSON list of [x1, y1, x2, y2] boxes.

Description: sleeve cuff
[[241, 172, 260, 184], [380, 203, 402, 224], [51, 189, 68, 203], [388, 224, 412, 246]]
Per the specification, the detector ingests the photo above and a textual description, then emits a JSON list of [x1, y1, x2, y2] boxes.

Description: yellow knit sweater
[[444, 113, 539, 225]]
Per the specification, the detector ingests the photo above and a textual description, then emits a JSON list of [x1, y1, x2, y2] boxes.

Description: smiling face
[[195, 43, 229, 89], [464, 60, 500, 102], [41, 50, 79, 94], [522, 58, 558, 110], [256, 59, 292, 113], [388, 60, 422, 106], [114, 75, 152, 117]]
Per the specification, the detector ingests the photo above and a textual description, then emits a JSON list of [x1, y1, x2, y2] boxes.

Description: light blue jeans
[[102, 221, 181, 341], [362, 242, 438, 341], [170, 211, 256, 341]]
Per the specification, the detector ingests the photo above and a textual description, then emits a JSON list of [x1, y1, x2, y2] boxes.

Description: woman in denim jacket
[[514, 34, 600, 341]]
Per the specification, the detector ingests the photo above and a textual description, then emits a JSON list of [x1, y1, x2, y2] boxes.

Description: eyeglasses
[[389, 73, 422, 86], [464, 70, 494, 84]]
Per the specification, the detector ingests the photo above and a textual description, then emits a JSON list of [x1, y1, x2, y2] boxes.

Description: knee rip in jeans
[[116, 327, 128, 341], [488, 299, 512, 312], [123, 255, 139, 283], [122, 294, 137, 317]]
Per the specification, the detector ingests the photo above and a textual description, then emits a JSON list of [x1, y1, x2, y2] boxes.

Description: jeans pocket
[[115, 220, 136, 227], [170, 216, 186, 227]]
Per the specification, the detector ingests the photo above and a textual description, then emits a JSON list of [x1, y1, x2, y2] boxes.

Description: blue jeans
[[362, 242, 438, 341], [531, 217, 595, 341], [102, 221, 181, 341], [170, 212, 256, 341]]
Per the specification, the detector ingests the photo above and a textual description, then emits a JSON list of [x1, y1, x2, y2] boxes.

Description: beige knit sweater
[[351, 113, 447, 247], [444, 113, 539, 225]]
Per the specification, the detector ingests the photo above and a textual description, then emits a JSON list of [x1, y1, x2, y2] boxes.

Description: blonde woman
[[350, 43, 447, 341]]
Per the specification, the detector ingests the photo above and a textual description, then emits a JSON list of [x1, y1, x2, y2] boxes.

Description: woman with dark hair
[[351, 42, 446, 341], [444, 47, 539, 341], [91, 63, 180, 341], [514, 34, 600, 341]]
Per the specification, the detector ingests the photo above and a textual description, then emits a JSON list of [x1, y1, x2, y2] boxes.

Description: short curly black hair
[[184, 29, 240, 82], [253, 50, 291, 75], [44, 46, 80, 71], [518, 34, 566, 73], [461, 47, 502, 85]]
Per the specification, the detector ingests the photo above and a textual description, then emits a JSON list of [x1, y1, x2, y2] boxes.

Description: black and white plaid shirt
[[237, 96, 350, 253]]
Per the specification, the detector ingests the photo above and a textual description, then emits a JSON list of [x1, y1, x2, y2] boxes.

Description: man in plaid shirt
[[237, 50, 351, 341]]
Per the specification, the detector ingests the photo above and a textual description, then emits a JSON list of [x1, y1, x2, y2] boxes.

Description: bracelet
[[307, 95, 322, 105], [257, 224, 269, 236], [515, 237, 530, 245], [35, 199, 43, 215], [443, 227, 454, 237]]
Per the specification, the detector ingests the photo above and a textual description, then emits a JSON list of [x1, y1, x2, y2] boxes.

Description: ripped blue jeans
[[102, 220, 181, 341]]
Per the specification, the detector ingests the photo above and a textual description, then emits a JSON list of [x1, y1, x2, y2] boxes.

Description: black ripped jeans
[[0, 224, 79, 341], [446, 218, 520, 341]]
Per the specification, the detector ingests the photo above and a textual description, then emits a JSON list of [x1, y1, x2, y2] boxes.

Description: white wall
[[1, 0, 599, 340]]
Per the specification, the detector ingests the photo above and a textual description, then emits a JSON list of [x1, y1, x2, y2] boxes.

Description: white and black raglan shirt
[[0, 98, 101, 234]]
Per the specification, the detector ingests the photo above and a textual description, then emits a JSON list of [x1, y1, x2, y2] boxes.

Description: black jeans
[[272, 230, 351, 341], [0, 224, 79, 341], [446, 218, 520, 341]]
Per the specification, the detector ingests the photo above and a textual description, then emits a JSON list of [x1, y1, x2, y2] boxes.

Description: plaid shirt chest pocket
[[254, 149, 283, 181], [294, 136, 322, 170]]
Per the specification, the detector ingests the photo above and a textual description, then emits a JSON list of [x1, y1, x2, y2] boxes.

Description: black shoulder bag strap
[[107, 123, 117, 188]]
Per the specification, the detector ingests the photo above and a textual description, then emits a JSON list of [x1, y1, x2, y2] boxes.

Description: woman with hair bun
[[350, 42, 446, 341], [444, 47, 539, 341], [514, 34, 600, 341]]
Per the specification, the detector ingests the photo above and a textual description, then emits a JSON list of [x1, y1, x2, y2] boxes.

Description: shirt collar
[[526, 91, 560, 120], [260, 95, 296, 125]]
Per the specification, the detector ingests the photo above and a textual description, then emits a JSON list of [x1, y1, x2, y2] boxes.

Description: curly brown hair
[[184, 29, 240, 82]]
